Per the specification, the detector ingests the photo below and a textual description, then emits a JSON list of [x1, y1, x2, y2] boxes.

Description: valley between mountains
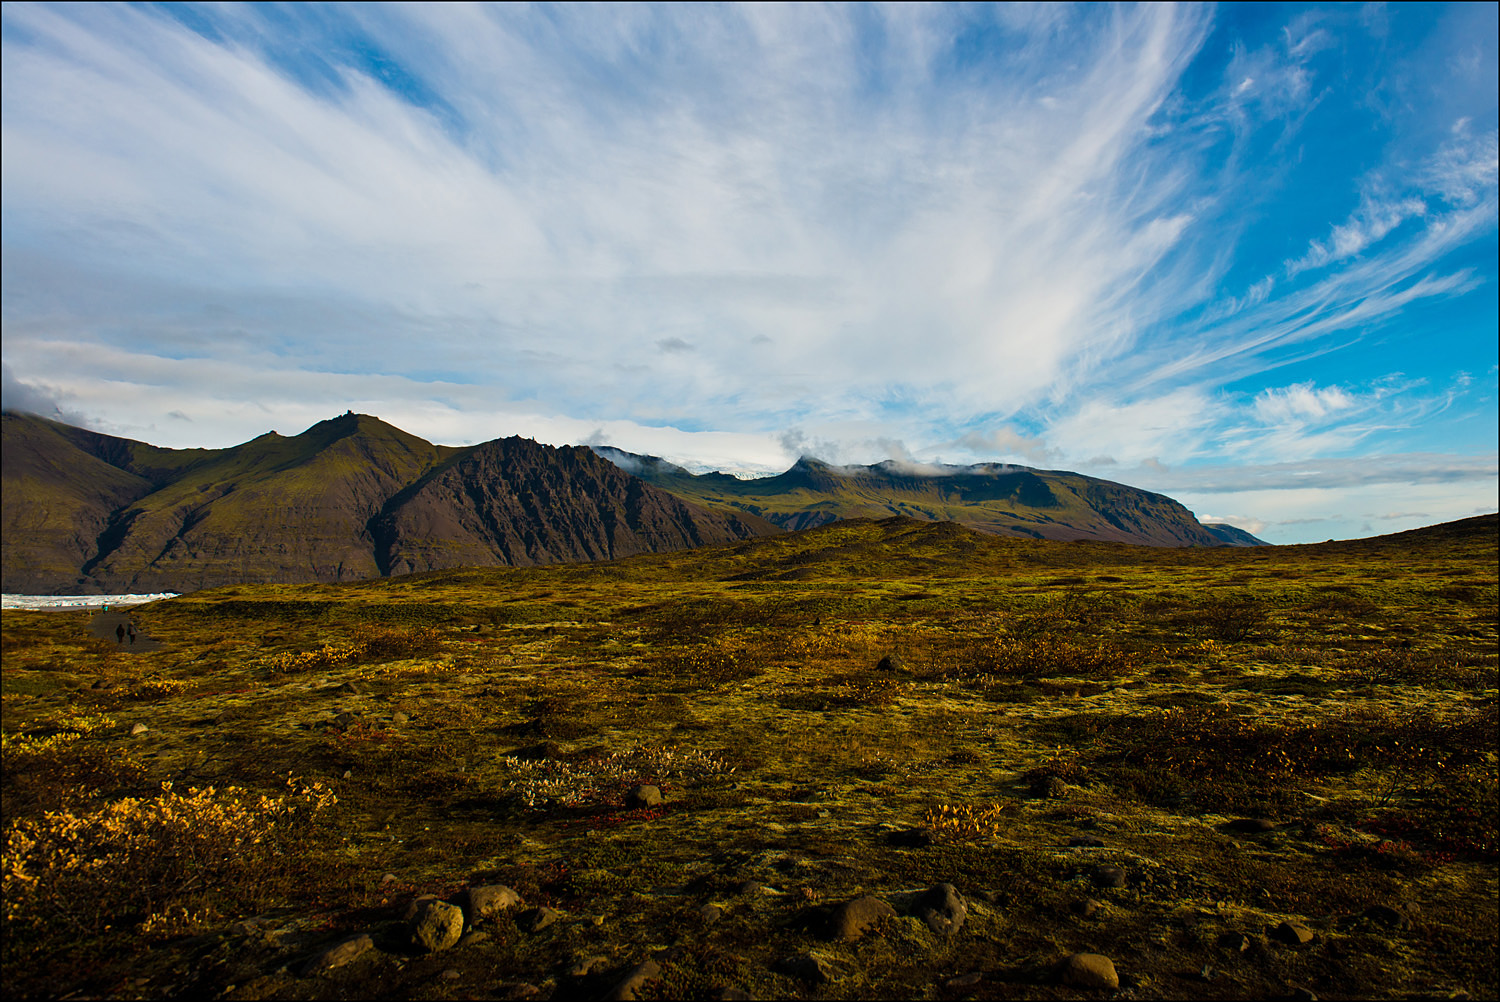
[[1, 411, 1261, 595]]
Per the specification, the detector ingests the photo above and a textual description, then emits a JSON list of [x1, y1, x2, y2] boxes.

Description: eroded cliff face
[[1, 413, 776, 593], [373, 439, 776, 575]]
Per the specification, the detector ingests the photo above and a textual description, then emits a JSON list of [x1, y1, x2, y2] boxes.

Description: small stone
[[381, 873, 398, 885], [913, 883, 967, 936], [1227, 818, 1278, 833], [392, 711, 409, 725], [699, 904, 723, 924], [1090, 864, 1127, 888], [410, 899, 464, 952], [1060, 952, 1119, 990], [603, 959, 662, 1001], [566, 955, 608, 977], [1271, 921, 1314, 946], [500, 984, 541, 1000], [1069, 836, 1105, 847], [466, 884, 523, 921], [440, 969, 461, 981], [736, 880, 763, 896], [303, 933, 374, 974], [886, 828, 933, 848], [131, 722, 149, 736], [827, 895, 897, 942], [519, 906, 559, 932], [946, 971, 985, 989], [456, 930, 490, 949], [626, 784, 663, 808], [333, 711, 358, 728], [1361, 904, 1408, 929], [777, 952, 836, 983], [876, 654, 905, 672], [1034, 775, 1067, 798], [1070, 898, 1102, 918], [1218, 931, 1251, 952]]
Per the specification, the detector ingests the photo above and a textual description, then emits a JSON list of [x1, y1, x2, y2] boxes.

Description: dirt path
[[88, 609, 164, 652]]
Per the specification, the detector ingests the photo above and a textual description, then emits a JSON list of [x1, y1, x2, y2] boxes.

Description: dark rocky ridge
[[1, 413, 775, 593], [373, 437, 775, 574]]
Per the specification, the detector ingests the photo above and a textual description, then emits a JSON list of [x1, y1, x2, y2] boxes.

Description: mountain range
[[1, 411, 1263, 594], [591, 447, 1261, 548]]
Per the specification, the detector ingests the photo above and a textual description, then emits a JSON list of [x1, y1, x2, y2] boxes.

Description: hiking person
[[115, 624, 125, 644], [127, 622, 137, 645]]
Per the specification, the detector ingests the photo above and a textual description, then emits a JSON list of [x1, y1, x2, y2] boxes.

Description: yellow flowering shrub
[[2, 776, 338, 940]]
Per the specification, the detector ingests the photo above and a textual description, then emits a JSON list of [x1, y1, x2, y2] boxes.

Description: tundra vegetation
[[2, 514, 1496, 1000]]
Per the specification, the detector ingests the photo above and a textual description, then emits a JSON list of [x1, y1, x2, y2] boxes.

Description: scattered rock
[[1218, 931, 1251, 952], [1271, 921, 1314, 946], [302, 933, 374, 974], [886, 828, 933, 848], [466, 884, 523, 921], [1068, 835, 1105, 847], [1033, 774, 1067, 798], [736, 880, 764, 896], [1227, 818, 1278, 833], [1361, 904, 1409, 929], [130, 722, 149, 737], [1070, 898, 1103, 918], [626, 784, 663, 808], [913, 883, 967, 936], [332, 711, 359, 729], [1090, 865, 1127, 889], [946, 971, 985, 989], [566, 955, 608, 977], [876, 654, 905, 672], [380, 873, 398, 886], [518, 906, 560, 932], [391, 712, 409, 725], [777, 952, 836, 983], [410, 899, 465, 952], [827, 895, 897, 942], [440, 968, 461, 981], [500, 984, 541, 1000], [603, 959, 662, 1001], [698, 903, 723, 924], [456, 930, 489, 949], [1060, 952, 1119, 990], [336, 681, 363, 695]]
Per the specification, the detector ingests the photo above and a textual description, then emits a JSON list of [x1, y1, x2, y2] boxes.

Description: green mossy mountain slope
[[1, 413, 774, 593]]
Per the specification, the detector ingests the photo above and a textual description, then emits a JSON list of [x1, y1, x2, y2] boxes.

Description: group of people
[[114, 621, 137, 644]]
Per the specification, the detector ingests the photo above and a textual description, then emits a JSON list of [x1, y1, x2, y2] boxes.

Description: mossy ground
[[3, 516, 1496, 1000]]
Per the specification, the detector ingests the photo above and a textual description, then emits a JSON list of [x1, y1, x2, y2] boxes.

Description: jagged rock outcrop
[[373, 437, 775, 574]]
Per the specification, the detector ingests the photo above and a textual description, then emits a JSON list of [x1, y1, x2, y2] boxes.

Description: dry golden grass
[[2, 515, 1495, 999]]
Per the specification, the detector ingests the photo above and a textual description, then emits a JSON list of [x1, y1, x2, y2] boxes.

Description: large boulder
[[410, 899, 465, 952]]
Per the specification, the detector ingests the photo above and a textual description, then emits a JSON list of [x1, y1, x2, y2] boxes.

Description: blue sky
[[2, 2, 1495, 543]]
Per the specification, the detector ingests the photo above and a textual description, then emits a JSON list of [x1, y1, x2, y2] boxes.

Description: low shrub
[[2, 776, 338, 950]]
